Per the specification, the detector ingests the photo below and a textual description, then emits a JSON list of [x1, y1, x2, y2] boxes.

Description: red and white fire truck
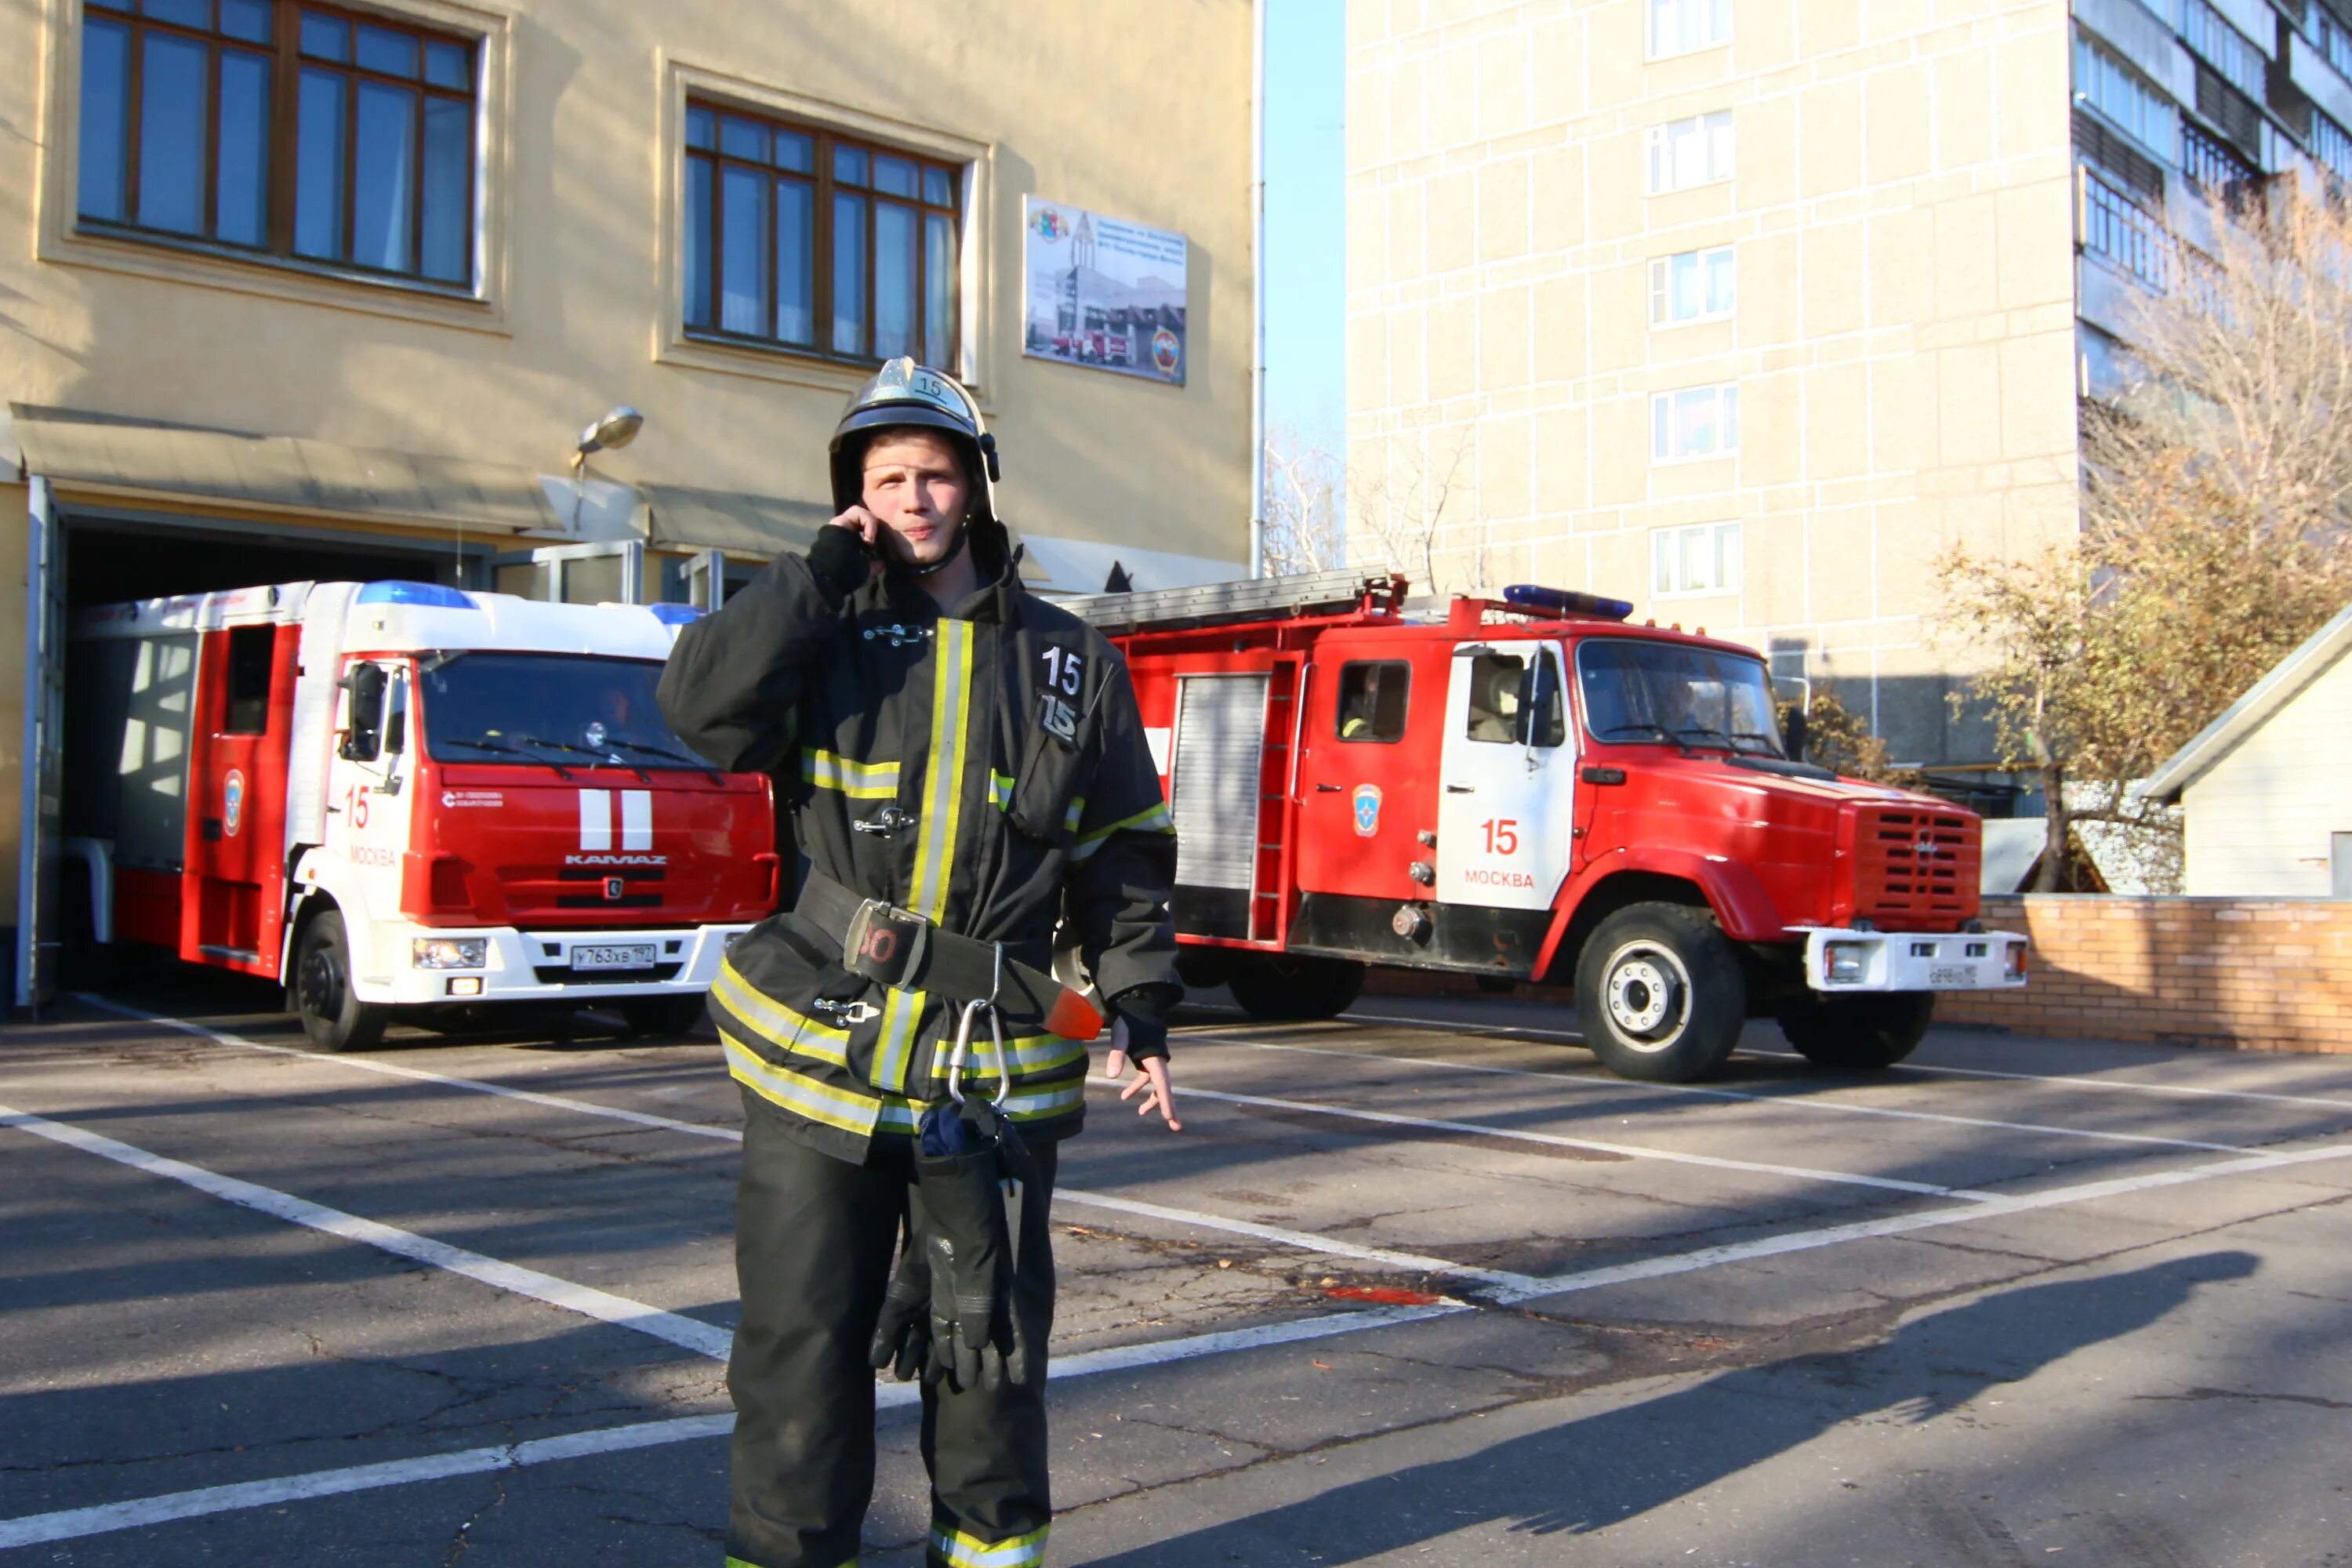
[[64, 579, 778, 1051], [1067, 570, 2027, 1083]]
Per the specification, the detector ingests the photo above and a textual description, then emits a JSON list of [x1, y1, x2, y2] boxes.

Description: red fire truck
[[1067, 570, 2027, 1082], [64, 579, 777, 1051]]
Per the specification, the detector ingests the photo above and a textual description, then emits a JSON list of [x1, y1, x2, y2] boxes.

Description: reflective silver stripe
[[801, 749, 902, 800], [929, 1522, 1050, 1568], [1069, 801, 1175, 862]]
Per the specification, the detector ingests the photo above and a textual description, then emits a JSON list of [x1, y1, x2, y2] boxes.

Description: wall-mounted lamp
[[572, 405, 644, 472]]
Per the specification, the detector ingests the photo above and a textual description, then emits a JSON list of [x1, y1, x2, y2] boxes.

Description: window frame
[[1650, 521, 1744, 597], [73, 0, 482, 289], [1646, 0, 1732, 62], [1649, 383, 1741, 464], [1647, 243, 1736, 327], [2072, 31, 2170, 158], [682, 97, 964, 368], [1644, 110, 1734, 195]]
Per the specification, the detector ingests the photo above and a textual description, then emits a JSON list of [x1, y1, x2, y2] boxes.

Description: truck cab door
[[325, 659, 417, 927], [1433, 642, 1573, 909], [183, 622, 296, 972]]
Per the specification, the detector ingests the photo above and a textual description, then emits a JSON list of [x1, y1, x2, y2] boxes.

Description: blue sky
[[1263, 0, 1347, 456]]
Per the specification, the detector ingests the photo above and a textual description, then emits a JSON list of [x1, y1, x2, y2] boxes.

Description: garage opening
[[64, 516, 473, 611]]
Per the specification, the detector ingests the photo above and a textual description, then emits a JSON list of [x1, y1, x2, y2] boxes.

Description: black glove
[[807, 524, 874, 600], [913, 1100, 1035, 1394], [1109, 982, 1180, 1064], [866, 1198, 932, 1383]]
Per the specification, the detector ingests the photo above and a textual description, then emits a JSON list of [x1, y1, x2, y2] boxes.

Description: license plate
[[572, 943, 658, 972], [1928, 964, 1980, 989]]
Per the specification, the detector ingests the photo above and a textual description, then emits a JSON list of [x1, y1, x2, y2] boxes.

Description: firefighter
[[657, 358, 1182, 1568]]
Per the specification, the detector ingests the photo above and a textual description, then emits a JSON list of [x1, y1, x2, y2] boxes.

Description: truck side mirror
[[1783, 706, 1809, 762], [340, 664, 386, 762], [1520, 657, 1566, 749]]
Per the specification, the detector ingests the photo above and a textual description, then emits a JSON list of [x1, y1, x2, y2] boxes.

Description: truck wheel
[[292, 911, 389, 1054], [616, 994, 710, 1038], [1777, 993, 1934, 1070], [1573, 904, 1745, 1082], [1226, 954, 1365, 1022]]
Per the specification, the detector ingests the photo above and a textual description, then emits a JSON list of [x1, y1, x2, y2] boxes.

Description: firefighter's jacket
[[658, 522, 1179, 1162]]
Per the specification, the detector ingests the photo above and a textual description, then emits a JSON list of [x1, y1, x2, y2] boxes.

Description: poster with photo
[[1022, 198, 1189, 385]]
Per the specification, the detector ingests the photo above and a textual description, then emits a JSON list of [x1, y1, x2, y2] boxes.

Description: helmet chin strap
[[892, 512, 971, 579]]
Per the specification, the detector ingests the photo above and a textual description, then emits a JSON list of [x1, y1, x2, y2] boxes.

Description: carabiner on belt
[[944, 942, 1013, 1108]]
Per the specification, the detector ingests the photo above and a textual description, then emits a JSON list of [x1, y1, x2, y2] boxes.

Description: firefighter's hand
[[826, 505, 894, 575], [1104, 1018, 1181, 1131]]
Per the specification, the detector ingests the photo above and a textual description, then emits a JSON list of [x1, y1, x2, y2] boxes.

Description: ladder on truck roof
[[1058, 568, 1402, 636]]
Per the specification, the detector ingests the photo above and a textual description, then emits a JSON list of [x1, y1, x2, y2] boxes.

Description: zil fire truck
[[1065, 569, 2027, 1083], [63, 579, 778, 1051]]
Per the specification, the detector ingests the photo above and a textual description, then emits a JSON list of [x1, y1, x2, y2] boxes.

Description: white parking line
[[0, 1103, 735, 1360], [1178, 1084, 1996, 1200], [1062, 1189, 1544, 1294], [1209, 1035, 2252, 1154]]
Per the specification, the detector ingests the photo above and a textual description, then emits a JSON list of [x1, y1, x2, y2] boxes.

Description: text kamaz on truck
[[64, 579, 778, 1050], [1065, 571, 2027, 1082]]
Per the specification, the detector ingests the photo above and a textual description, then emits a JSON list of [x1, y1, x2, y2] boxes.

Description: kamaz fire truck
[[64, 579, 778, 1051], [1066, 570, 2027, 1083]]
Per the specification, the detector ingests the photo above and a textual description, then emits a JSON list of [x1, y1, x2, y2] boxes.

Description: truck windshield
[[1575, 641, 1784, 756], [417, 653, 710, 771]]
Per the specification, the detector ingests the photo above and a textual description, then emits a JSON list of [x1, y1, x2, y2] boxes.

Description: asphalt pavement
[[5, 971, 2350, 1566]]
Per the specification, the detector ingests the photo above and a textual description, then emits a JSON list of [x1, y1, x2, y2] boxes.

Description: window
[[2313, 110, 2352, 185], [2180, 0, 2266, 103], [1651, 521, 1742, 596], [1650, 383, 1740, 462], [1576, 640, 1782, 754], [223, 625, 274, 734], [418, 655, 707, 771], [78, 2, 478, 285], [1647, 0, 1730, 59], [2082, 169, 2173, 290], [2074, 33, 2168, 153], [2317, 9, 2352, 83], [2181, 119, 2256, 196], [1334, 660, 1409, 742], [1645, 111, 1733, 194], [684, 101, 961, 365], [1464, 652, 1565, 748], [1648, 245, 1735, 325]]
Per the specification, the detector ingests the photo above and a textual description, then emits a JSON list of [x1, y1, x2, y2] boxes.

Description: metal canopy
[[10, 404, 560, 534]]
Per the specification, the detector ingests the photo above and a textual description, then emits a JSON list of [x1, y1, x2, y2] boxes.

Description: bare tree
[[1261, 426, 1348, 576], [1347, 428, 1475, 594], [1939, 183, 2352, 891]]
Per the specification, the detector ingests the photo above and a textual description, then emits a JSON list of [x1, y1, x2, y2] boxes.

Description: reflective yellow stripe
[[712, 961, 851, 1067], [927, 1033, 1085, 1080], [872, 984, 920, 1094], [801, 748, 902, 800], [930, 1521, 1050, 1568], [1069, 800, 1175, 862], [910, 621, 975, 921], [1064, 795, 1086, 834], [989, 771, 1014, 811], [722, 1032, 882, 1138], [1003, 1080, 1087, 1122]]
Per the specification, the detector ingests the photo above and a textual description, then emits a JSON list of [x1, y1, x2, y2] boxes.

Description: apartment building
[[2, 0, 1253, 1000], [1347, 0, 2350, 774]]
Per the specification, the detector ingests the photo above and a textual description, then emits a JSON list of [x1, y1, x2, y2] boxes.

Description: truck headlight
[[413, 937, 487, 969], [1823, 941, 1868, 985]]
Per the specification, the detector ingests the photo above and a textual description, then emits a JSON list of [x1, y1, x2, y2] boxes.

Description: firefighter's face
[[861, 431, 971, 566]]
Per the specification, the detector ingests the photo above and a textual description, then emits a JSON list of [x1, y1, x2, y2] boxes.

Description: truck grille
[[1850, 807, 1976, 928]]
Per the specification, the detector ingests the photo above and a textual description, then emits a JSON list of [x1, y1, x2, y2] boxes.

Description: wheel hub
[[297, 946, 343, 1021], [1602, 942, 1691, 1045]]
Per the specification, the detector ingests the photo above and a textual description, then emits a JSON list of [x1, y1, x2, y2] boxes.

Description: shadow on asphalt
[[1076, 1250, 2260, 1563]]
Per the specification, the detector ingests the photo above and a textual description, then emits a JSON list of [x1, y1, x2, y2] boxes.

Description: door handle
[[1316, 782, 1344, 793], [1443, 784, 1475, 794]]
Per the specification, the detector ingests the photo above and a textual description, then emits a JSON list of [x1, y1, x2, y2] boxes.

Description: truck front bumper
[[358, 923, 753, 1006], [1800, 927, 2028, 994]]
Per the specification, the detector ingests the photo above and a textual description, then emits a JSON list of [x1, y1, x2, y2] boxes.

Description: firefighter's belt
[[795, 872, 1103, 1040]]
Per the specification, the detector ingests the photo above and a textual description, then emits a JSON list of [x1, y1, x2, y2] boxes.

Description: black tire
[[1573, 903, 1745, 1082], [291, 910, 388, 1053], [616, 993, 710, 1038], [1777, 993, 1934, 1070], [1225, 953, 1366, 1022]]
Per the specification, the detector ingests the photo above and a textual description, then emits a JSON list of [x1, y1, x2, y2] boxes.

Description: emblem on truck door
[[1352, 783, 1382, 837], [223, 770, 245, 838]]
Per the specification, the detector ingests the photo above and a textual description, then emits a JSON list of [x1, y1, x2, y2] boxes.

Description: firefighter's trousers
[[727, 1090, 1059, 1568]]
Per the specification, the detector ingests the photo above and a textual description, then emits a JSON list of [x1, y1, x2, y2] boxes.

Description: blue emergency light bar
[[1502, 584, 1635, 621], [646, 602, 706, 625], [356, 580, 477, 609]]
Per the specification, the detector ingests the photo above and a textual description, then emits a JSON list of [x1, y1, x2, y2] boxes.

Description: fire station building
[[0, 0, 1254, 1000]]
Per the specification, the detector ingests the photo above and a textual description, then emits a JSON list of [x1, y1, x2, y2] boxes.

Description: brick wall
[[1938, 897, 2352, 1054], [1361, 896, 2352, 1055]]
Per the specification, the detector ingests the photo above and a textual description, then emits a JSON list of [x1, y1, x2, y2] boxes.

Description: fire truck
[[1066, 570, 2027, 1083], [64, 579, 778, 1051]]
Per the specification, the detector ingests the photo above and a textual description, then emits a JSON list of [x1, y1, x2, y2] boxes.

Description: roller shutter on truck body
[[1168, 673, 1268, 938]]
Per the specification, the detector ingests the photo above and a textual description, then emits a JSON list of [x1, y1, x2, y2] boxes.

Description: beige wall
[[1346, 0, 2082, 764], [0, 481, 24, 919], [0, 0, 1253, 569]]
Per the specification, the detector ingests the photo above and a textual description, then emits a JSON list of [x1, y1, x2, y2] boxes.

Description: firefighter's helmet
[[828, 358, 1001, 539]]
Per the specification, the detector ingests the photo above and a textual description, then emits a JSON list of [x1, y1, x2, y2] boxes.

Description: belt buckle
[[843, 898, 929, 989]]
